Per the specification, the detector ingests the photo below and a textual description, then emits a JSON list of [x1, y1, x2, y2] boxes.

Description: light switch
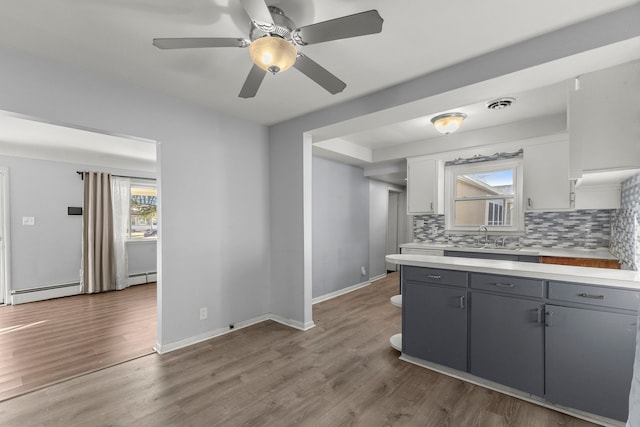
[[22, 216, 35, 226]]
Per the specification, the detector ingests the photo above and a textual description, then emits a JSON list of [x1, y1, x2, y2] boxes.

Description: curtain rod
[[76, 171, 156, 181]]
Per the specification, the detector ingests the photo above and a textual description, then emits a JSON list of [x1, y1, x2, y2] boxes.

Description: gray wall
[[0, 46, 271, 349], [312, 157, 369, 298], [0, 155, 156, 290], [127, 241, 157, 276], [368, 180, 390, 280]]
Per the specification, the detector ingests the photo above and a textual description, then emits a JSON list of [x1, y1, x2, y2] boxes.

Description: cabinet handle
[[494, 283, 514, 288], [430, 201, 434, 211], [427, 275, 441, 280], [545, 311, 553, 326], [578, 293, 605, 300], [528, 197, 532, 208], [536, 308, 543, 324], [459, 296, 465, 309]]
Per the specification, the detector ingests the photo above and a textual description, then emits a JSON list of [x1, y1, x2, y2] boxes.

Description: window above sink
[[445, 158, 524, 233]]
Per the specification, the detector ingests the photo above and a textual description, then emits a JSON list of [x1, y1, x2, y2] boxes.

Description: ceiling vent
[[486, 97, 515, 110]]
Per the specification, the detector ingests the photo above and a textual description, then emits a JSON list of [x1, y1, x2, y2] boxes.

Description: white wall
[[312, 157, 369, 298], [0, 47, 270, 350]]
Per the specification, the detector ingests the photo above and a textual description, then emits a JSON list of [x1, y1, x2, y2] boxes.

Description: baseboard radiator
[[11, 281, 82, 305], [128, 271, 158, 286]]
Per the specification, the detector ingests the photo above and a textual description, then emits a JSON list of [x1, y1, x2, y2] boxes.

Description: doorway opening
[[386, 188, 408, 273]]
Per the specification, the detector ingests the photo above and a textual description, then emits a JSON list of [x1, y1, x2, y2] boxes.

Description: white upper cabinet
[[407, 157, 444, 215], [524, 140, 572, 211], [569, 61, 640, 179]]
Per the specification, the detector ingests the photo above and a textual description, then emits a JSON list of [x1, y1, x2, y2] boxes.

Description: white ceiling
[[0, 0, 636, 126], [0, 1, 637, 173]]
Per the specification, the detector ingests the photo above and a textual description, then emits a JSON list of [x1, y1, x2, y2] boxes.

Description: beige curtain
[[81, 172, 116, 293]]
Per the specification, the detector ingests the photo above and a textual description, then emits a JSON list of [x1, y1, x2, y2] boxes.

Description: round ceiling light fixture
[[431, 112, 467, 134], [249, 36, 297, 74], [486, 97, 516, 110]]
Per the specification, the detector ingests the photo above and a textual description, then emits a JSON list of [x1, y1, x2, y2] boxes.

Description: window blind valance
[[445, 149, 523, 166]]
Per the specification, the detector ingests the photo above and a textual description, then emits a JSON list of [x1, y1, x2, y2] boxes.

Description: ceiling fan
[[152, 0, 383, 98]]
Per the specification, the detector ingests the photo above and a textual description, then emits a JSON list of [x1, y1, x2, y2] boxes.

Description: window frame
[[444, 158, 524, 233]]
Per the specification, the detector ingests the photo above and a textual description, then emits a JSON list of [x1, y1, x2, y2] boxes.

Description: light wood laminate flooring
[[0, 275, 597, 426], [0, 283, 156, 401]]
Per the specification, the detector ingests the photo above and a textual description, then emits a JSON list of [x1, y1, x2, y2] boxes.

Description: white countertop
[[386, 253, 640, 291], [399, 242, 617, 260]]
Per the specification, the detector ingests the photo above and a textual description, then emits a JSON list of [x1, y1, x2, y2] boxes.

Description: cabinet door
[[407, 157, 443, 214], [403, 281, 467, 370], [470, 292, 544, 396], [545, 305, 636, 421], [523, 141, 572, 211]]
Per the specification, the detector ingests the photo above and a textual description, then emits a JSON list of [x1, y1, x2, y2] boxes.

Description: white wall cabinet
[[523, 140, 572, 211], [568, 61, 640, 179], [406, 157, 443, 215]]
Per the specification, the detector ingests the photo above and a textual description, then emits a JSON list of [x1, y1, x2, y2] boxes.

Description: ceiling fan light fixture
[[431, 112, 467, 134], [249, 36, 297, 74]]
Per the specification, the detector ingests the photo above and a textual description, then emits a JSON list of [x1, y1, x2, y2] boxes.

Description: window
[[445, 158, 523, 232], [129, 183, 157, 239]]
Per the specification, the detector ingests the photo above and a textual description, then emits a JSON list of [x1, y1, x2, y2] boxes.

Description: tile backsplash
[[611, 173, 640, 270], [413, 210, 612, 250]]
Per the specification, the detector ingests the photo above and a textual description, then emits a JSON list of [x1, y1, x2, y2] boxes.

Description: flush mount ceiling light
[[431, 112, 467, 134], [248, 36, 297, 74]]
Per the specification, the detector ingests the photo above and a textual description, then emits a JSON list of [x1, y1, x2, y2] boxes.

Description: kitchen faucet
[[478, 225, 488, 246]]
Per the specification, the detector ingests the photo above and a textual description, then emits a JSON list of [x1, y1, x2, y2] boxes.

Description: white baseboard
[[155, 313, 315, 354], [369, 273, 387, 282], [11, 283, 82, 305], [269, 314, 315, 331], [312, 279, 372, 305]]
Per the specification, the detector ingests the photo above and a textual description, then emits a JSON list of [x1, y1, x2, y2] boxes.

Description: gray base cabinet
[[403, 280, 467, 371], [545, 305, 636, 421], [402, 265, 638, 422], [470, 292, 544, 396]]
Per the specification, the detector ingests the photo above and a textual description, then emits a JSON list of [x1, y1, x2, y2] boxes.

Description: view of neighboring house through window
[[445, 158, 523, 232], [130, 183, 157, 238]]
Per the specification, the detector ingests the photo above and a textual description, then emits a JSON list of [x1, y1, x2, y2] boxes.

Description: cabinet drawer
[[403, 266, 467, 287], [470, 273, 544, 298], [548, 281, 640, 311]]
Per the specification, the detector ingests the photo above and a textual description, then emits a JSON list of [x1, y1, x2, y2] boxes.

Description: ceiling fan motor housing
[[250, 6, 296, 43]]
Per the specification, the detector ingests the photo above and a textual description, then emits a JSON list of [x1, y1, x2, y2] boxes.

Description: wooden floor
[[0, 274, 597, 426], [0, 283, 156, 401]]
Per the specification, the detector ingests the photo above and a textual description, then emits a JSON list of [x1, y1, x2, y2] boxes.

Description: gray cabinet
[[402, 266, 467, 371], [470, 292, 545, 396], [545, 305, 636, 421]]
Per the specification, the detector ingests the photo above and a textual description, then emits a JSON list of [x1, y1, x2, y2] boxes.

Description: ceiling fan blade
[[240, 0, 275, 30], [239, 64, 267, 98], [293, 54, 346, 95], [153, 38, 249, 49], [293, 10, 383, 45]]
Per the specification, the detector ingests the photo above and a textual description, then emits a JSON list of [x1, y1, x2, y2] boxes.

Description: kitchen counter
[[386, 253, 640, 290], [399, 242, 617, 260]]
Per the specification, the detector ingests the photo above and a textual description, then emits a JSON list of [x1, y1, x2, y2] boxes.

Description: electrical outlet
[[361, 266, 366, 276], [22, 216, 35, 226], [199, 307, 208, 320]]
